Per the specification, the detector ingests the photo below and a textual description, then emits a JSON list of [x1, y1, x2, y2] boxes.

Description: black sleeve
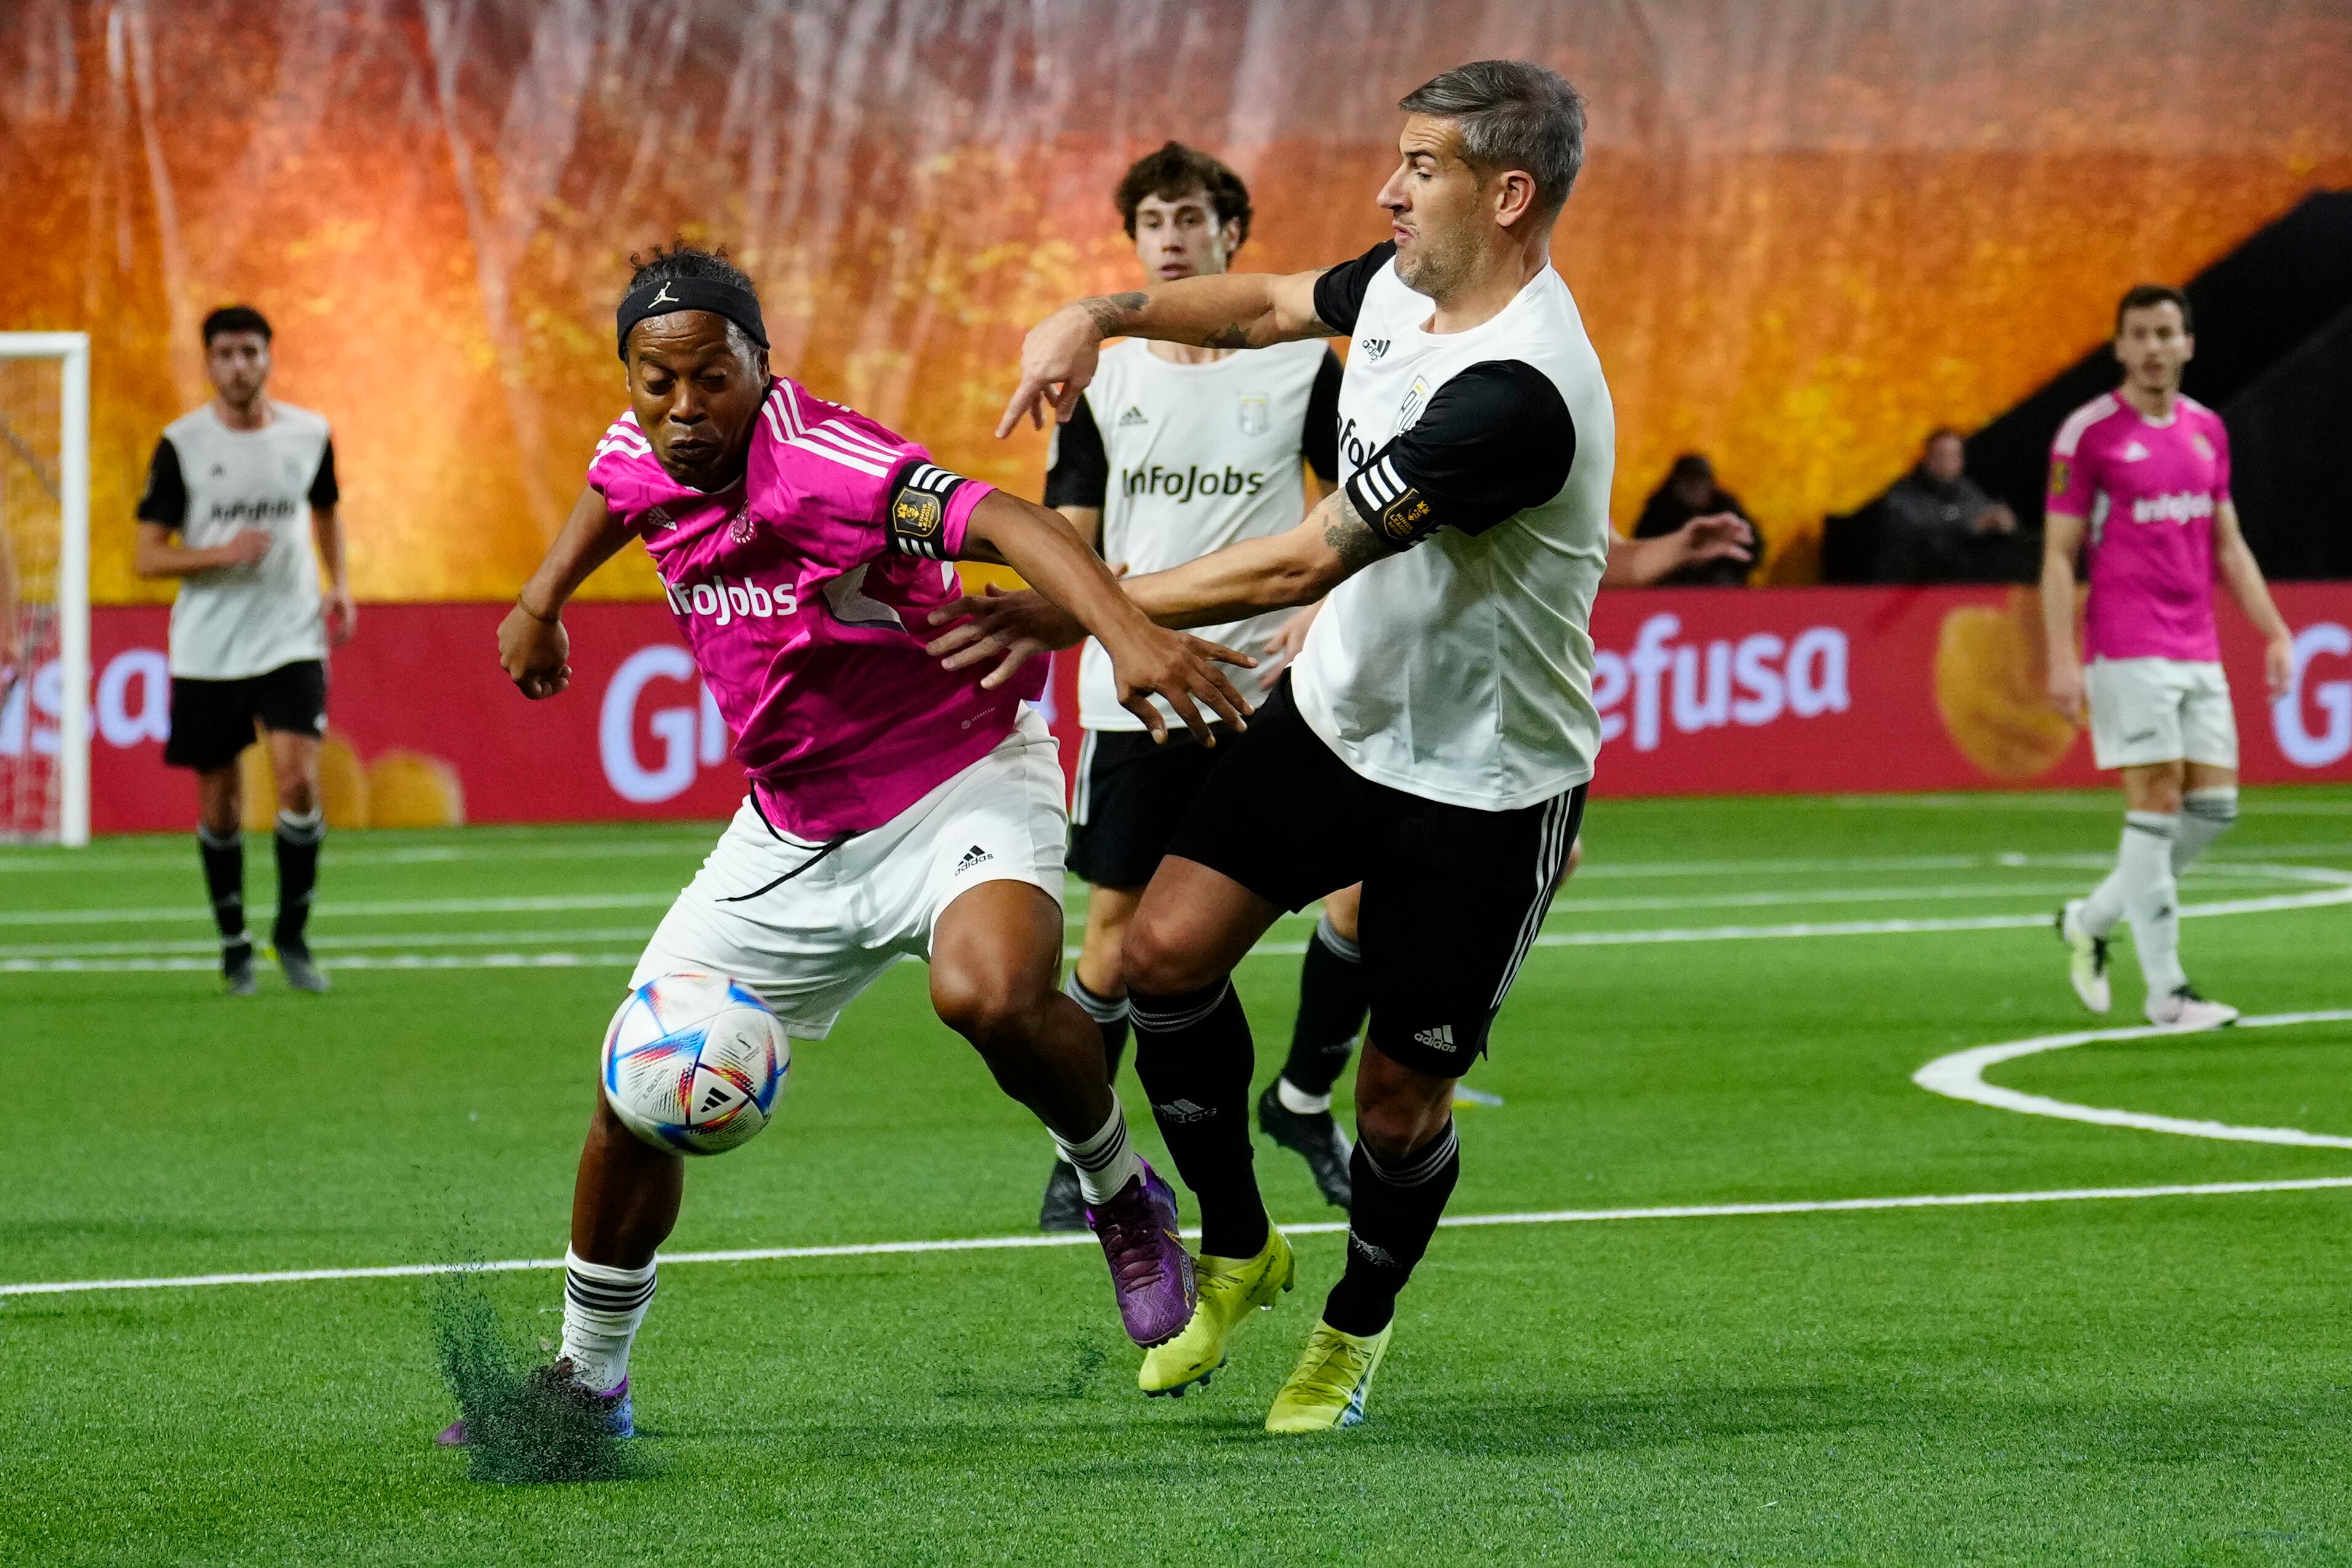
[[135, 437, 188, 530], [308, 437, 340, 509], [1310, 241, 1397, 336], [1301, 349, 1343, 485], [1042, 395, 1108, 509], [1344, 361, 1575, 550]]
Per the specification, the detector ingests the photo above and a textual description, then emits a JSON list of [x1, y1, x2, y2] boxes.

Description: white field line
[[7, 859, 2338, 942], [10, 880, 2351, 974], [1835, 795, 2352, 815], [1914, 1009, 2352, 1148], [8, 1175, 2352, 1300], [0, 892, 679, 927], [0, 839, 720, 874]]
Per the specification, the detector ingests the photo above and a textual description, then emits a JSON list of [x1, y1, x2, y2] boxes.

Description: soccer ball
[[600, 973, 789, 1155]]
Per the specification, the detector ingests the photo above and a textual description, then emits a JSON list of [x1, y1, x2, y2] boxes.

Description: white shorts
[[632, 709, 1067, 1038], [2085, 658, 2239, 771]]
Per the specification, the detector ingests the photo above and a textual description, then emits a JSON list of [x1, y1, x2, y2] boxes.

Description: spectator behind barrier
[[1875, 428, 2022, 584], [1632, 453, 1760, 586]]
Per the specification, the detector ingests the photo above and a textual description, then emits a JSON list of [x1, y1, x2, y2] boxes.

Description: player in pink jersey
[[437, 245, 1252, 1447], [2043, 283, 2294, 1030]]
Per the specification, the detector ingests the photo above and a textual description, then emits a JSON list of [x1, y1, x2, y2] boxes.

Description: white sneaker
[[2056, 901, 2111, 1014], [2146, 985, 2239, 1030]]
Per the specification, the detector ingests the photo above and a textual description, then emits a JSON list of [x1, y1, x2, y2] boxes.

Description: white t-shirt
[[1291, 242, 1616, 811], [137, 402, 338, 680], [1046, 337, 1341, 730]]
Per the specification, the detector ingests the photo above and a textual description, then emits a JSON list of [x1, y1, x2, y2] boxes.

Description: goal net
[[0, 335, 90, 845]]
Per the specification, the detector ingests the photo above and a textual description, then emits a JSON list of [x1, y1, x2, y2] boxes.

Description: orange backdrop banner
[[7, 0, 2351, 604]]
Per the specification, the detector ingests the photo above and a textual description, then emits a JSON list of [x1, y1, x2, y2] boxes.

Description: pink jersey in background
[[588, 376, 1045, 840], [2047, 392, 2233, 663]]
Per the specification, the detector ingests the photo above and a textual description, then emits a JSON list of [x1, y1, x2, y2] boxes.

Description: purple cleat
[[433, 1358, 633, 1446], [1085, 1159, 1198, 1348]]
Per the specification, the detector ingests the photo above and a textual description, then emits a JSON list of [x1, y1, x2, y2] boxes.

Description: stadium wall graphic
[[17, 586, 2349, 834], [5, 0, 2351, 602]]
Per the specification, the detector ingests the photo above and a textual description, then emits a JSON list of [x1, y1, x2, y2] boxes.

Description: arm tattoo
[[1322, 489, 1389, 575], [1079, 292, 1148, 334], [1203, 323, 1252, 350]]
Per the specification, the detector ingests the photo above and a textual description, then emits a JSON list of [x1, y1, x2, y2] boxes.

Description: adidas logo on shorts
[[954, 843, 994, 874], [1411, 1023, 1458, 1054], [1155, 1097, 1214, 1123]]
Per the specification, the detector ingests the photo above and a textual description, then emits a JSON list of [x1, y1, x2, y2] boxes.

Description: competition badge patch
[[1237, 394, 1269, 437], [2190, 432, 2215, 461], [1376, 488, 1433, 546], [2049, 458, 2071, 498], [891, 489, 944, 543]]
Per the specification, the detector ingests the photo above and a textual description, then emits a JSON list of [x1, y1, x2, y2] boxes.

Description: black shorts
[[1165, 679, 1585, 1078], [1067, 725, 1230, 890], [164, 659, 329, 772]]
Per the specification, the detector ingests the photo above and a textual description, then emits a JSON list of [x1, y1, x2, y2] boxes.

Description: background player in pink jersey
[[2043, 283, 2295, 1030], [441, 245, 1252, 1443]]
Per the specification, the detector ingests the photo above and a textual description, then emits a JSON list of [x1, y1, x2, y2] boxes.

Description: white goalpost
[[0, 333, 92, 846]]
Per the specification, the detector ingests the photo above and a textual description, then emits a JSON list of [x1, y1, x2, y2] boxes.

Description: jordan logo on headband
[[652, 283, 678, 305]]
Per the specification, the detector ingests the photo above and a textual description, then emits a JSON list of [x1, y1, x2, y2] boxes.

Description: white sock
[[1276, 1076, 1333, 1115], [560, 1249, 656, 1393], [2174, 787, 2238, 875], [1050, 1102, 1144, 1204], [2116, 811, 2186, 998]]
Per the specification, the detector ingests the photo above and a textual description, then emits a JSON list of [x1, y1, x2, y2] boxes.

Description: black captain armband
[[884, 463, 975, 560], [1345, 454, 1441, 549]]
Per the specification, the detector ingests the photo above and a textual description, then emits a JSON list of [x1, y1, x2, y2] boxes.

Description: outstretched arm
[[959, 490, 1252, 742], [1601, 514, 1753, 587], [2214, 499, 2294, 699], [998, 268, 1333, 437], [497, 487, 634, 699]]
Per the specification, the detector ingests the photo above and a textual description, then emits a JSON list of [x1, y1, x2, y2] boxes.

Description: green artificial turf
[[2, 788, 2349, 1565]]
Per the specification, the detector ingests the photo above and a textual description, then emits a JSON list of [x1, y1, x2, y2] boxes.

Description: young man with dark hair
[[442, 244, 1251, 1444], [2047, 283, 2294, 1029], [134, 304, 354, 995], [954, 58, 1636, 1430], [1035, 140, 1347, 1230]]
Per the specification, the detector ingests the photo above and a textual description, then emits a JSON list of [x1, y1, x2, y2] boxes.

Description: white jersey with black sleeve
[[1046, 337, 1341, 730], [1291, 241, 1614, 810], [135, 403, 340, 680]]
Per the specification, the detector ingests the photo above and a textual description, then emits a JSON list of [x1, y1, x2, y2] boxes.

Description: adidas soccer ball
[[600, 973, 789, 1155]]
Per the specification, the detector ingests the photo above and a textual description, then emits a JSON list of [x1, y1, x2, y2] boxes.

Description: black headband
[[615, 277, 770, 361]]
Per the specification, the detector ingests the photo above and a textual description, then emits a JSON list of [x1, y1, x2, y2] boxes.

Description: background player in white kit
[[134, 305, 355, 996], [2044, 284, 2295, 1029], [1035, 141, 1345, 1229]]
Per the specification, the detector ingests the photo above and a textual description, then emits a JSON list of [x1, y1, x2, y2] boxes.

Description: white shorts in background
[[2084, 657, 2239, 771], [632, 708, 1067, 1038]]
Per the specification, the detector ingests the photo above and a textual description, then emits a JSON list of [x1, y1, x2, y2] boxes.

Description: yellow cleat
[[1264, 1319, 1392, 1433], [1138, 1228, 1296, 1397]]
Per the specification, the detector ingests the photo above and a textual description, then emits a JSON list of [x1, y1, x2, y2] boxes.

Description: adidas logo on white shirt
[[954, 843, 994, 874], [1411, 1023, 1458, 1053], [1117, 405, 1149, 428]]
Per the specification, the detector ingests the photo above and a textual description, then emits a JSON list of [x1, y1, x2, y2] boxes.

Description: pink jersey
[[2047, 391, 2233, 663], [587, 378, 1045, 840]]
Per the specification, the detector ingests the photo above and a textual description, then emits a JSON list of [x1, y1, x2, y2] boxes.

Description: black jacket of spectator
[[1876, 468, 2006, 583]]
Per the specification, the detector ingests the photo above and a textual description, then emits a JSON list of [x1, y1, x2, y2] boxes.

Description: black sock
[[1282, 913, 1367, 1099], [1323, 1120, 1461, 1336], [197, 826, 250, 963], [273, 808, 324, 950], [1063, 972, 1132, 1082], [1129, 978, 1268, 1260]]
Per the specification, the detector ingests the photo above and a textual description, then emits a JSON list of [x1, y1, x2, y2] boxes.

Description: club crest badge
[[728, 506, 758, 545], [1395, 375, 1430, 436], [1237, 394, 1270, 437], [2190, 432, 2215, 461]]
